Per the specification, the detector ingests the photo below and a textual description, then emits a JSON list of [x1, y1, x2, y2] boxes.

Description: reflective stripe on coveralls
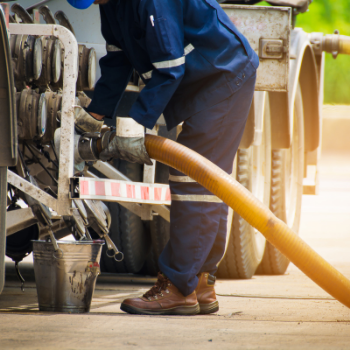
[[145, 133, 350, 309], [87, 0, 259, 297], [171, 195, 223, 203], [158, 74, 256, 297], [142, 44, 195, 80], [87, 0, 259, 128], [169, 174, 223, 203], [106, 44, 122, 52], [168, 175, 196, 183]]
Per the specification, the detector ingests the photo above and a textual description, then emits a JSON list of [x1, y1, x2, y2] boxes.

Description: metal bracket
[[142, 126, 158, 220], [259, 39, 287, 59], [8, 170, 57, 210]]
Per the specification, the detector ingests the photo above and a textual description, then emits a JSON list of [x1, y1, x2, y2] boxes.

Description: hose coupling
[[310, 31, 350, 59]]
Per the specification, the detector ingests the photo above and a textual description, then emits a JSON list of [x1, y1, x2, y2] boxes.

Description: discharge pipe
[[310, 31, 350, 58], [144, 134, 350, 309]]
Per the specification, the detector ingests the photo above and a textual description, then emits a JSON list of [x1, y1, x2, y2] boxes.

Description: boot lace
[[143, 272, 170, 299]]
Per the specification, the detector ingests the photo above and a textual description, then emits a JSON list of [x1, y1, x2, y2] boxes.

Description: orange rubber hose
[[145, 134, 350, 308]]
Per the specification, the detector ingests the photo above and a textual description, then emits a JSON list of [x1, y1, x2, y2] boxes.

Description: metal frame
[[7, 24, 169, 224], [6, 208, 37, 237], [7, 170, 58, 209], [9, 23, 78, 215], [92, 161, 170, 222]]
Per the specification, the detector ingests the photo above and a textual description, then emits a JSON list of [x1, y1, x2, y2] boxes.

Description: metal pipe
[[310, 32, 350, 58], [322, 34, 350, 58], [144, 134, 350, 309], [334, 35, 350, 56]]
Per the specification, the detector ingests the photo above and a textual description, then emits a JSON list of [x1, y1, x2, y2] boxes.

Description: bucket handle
[[53, 248, 64, 259], [49, 228, 64, 259]]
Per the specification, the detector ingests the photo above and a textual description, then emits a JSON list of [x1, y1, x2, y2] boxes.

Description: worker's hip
[[164, 61, 257, 131], [169, 74, 256, 200]]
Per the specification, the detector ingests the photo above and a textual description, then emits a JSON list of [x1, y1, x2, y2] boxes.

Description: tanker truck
[[1, 0, 349, 294]]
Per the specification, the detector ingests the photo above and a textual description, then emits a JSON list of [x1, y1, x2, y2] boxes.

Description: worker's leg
[[199, 202, 229, 275], [158, 74, 256, 296]]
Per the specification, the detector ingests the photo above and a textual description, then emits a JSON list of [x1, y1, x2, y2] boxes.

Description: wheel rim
[[250, 122, 269, 259], [283, 87, 304, 230]]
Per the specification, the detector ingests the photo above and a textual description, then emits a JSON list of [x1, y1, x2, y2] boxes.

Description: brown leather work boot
[[120, 273, 200, 315], [195, 272, 219, 314]]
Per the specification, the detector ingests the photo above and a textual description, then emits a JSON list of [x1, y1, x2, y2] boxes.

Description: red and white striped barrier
[[77, 177, 171, 205]]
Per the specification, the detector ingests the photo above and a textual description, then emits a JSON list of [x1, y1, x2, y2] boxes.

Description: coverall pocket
[[203, 0, 250, 56], [153, 17, 172, 55]]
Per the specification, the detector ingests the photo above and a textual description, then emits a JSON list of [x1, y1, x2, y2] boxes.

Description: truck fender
[[270, 28, 321, 151], [239, 91, 267, 149]]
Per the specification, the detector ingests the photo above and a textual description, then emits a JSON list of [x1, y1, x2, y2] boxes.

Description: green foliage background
[[259, 0, 350, 104]]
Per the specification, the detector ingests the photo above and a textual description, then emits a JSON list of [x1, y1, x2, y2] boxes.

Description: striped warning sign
[[77, 177, 171, 205]]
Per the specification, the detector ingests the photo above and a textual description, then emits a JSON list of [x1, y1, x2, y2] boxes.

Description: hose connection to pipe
[[143, 134, 350, 309], [310, 31, 350, 58]]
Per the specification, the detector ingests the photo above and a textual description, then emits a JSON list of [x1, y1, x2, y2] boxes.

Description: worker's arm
[[86, 6, 133, 118], [128, 0, 185, 130]]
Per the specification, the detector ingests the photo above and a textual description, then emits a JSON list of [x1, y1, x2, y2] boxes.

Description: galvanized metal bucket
[[32, 240, 103, 313]]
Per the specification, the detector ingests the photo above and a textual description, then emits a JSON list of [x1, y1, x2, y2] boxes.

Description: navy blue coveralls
[[88, 0, 259, 296]]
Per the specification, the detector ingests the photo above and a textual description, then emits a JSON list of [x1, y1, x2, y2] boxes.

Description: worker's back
[[98, 0, 259, 129]]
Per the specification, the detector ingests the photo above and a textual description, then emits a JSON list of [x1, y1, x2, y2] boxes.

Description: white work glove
[[74, 105, 104, 134], [99, 117, 152, 165]]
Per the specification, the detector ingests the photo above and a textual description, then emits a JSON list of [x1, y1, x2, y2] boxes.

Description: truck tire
[[101, 160, 151, 274], [217, 94, 271, 279], [256, 86, 305, 275], [142, 248, 159, 276]]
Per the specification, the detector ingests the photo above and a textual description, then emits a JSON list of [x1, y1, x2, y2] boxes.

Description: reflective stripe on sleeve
[[184, 43, 194, 56], [142, 70, 153, 80], [171, 194, 223, 203], [169, 175, 196, 183], [142, 44, 195, 80], [153, 56, 185, 69], [106, 44, 122, 52]]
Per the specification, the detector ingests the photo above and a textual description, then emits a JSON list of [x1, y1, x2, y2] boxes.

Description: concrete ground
[[0, 108, 350, 349]]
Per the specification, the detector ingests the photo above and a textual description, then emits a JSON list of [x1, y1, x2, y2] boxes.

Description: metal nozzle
[[310, 31, 350, 59]]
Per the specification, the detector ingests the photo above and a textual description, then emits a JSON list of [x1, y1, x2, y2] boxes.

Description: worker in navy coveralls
[[68, 0, 259, 315]]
